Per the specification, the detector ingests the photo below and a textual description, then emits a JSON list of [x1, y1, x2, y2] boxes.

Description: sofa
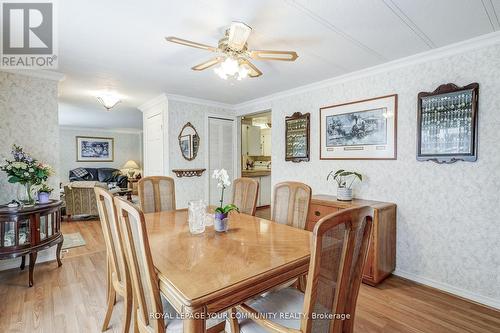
[[69, 167, 128, 189], [63, 181, 107, 218]]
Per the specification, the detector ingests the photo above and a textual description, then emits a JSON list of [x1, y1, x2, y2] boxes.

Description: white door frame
[[204, 114, 237, 204]]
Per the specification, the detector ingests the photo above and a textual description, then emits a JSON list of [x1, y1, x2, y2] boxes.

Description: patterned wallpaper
[[236, 43, 500, 305], [0, 72, 60, 204], [168, 100, 234, 208]]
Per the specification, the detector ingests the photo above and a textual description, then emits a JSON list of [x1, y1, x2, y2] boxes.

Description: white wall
[[168, 99, 234, 208], [59, 127, 143, 182], [236, 43, 500, 308], [0, 71, 61, 270]]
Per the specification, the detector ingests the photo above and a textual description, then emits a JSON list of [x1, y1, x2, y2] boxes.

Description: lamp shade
[[123, 160, 140, 169]]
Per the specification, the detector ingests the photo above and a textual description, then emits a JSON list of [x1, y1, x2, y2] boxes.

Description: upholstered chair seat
[[228, 287, 327, 333]]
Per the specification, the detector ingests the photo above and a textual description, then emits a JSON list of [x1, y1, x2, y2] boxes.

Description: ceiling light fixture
[[213, 57, 250, 81], [96, 91, 121, 111]]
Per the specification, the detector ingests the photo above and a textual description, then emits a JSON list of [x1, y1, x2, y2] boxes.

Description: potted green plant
[[0, 145, 54, 205], [37, 183, 53, 204], [212, 169, 239, 232], [327, 169, 362, 201]]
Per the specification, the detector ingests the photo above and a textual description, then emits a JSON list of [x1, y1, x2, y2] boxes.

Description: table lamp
[[123, 160, 140, 177]]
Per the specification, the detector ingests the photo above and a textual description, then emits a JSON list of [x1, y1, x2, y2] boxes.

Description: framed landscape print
[[285, 112, 310, 162], [417, 83, 479, 163], [76, 136, 114, 162], [320, 94, 397, 160]]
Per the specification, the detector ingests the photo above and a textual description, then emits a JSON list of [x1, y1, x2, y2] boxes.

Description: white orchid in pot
[[212, 169, 239, 232], [327, 169, 363, 201]]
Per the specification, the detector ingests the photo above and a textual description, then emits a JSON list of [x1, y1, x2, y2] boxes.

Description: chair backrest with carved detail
[[138, 176, 176, 213], [114, 197, 165, 333], [232, 177, 259, 216], [271, 181, 311, 229], [300, 206, 373, 333], [94, 187, 129, 292]]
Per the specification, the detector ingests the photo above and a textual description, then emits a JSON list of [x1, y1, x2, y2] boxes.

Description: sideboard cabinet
[[306, 195, 396, 286]]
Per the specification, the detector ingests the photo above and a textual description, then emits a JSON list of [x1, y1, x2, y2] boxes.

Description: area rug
[[62, 232, 86, 250]]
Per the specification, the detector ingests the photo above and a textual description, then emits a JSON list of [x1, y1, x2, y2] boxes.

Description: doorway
[[240, 111, 272, 215]]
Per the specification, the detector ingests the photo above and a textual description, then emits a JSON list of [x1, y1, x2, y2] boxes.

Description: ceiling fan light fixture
[[213, 57, 250, 80], [237, 65, 249, 80], [96, 92, 121, 111], [228, 21, 252, 50]]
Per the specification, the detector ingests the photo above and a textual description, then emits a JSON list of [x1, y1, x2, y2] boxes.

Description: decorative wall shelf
[[172, 169, 206, 178]]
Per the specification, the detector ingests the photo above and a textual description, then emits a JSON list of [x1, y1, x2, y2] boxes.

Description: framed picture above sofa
[[76, 136, 114, 162], [320, 94, 397, 160]]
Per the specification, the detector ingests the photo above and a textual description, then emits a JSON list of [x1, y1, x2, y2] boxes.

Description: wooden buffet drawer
[[307, 204, 339, 223]]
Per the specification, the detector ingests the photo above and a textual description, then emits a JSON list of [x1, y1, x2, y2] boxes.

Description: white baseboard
[[394, 269, 500, 310], [0, 247, 56, 271]]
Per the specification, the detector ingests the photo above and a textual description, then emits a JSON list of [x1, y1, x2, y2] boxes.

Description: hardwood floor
[[0, 219, 499, 333]]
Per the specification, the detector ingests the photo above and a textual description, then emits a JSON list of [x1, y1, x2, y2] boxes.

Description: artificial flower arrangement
[[212, 169, 239, 232], [1, 145, 54, 204]]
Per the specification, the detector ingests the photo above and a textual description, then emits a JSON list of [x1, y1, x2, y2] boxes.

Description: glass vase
[[17, 183, 35, 205]]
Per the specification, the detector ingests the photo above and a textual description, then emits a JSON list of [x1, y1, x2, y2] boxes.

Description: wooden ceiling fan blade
[[191, 57, 223, 71], [165, 36, 217, 52], [240, 59, 262, 77], [250, 50, 298, 61]]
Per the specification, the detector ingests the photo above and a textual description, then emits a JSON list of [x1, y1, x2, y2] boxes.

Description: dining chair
[[232, 177, 259, 216], [113, 197, 225, 333], [230, 206, 374, 333], [271, 181, 312, 229], [94, 187, 132, 333], [138, 176, 176, 213]]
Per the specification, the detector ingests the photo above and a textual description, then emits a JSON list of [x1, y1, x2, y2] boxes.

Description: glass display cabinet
[[0, 200, 63, 287], [285, 112, 310, 162]]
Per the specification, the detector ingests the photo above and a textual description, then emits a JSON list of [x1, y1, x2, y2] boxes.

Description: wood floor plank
[[0, 219, 498, 333]]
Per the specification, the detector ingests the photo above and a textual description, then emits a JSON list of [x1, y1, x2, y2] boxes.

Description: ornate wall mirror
[[178, 122, 200, 161]]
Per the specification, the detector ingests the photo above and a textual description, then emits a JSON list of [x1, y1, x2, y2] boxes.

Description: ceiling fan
[[166, 21, 298, 80]]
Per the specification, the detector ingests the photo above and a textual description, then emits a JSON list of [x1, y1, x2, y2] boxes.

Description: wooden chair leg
[[122, 288, 132, 333], [133, 305, 139, 333], [228, 308, 240, 333], [102, 286, 116, 331]]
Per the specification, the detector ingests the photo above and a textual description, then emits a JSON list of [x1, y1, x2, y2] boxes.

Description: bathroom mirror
[[178, 122, 200, 161]]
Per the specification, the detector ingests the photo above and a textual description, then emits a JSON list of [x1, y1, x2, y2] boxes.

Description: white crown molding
[[137, 93, 168, 112], [0, 68, 65, 81], [59, 125, 142, 134], [394, 269, 500, 310], [233, 31, 500, 111], [166, 93, 234, 110]]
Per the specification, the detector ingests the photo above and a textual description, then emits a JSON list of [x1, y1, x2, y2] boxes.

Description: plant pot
[[38, 192, 51, 204], [337, 187, 353, 201], [214, 212, 229, 232]]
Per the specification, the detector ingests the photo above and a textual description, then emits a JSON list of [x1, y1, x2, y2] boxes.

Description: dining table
[[144, 209, 312, 333]]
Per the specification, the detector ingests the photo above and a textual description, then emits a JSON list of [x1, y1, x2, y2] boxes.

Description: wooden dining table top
[[144, 209, 311, 308]]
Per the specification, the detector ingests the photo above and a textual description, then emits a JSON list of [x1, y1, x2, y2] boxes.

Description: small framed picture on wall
[[76, 136, 114, 162], [320, 94, 397, 160]]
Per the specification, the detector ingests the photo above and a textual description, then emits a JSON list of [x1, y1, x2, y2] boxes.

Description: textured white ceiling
[[57, 0, 500, 129]]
